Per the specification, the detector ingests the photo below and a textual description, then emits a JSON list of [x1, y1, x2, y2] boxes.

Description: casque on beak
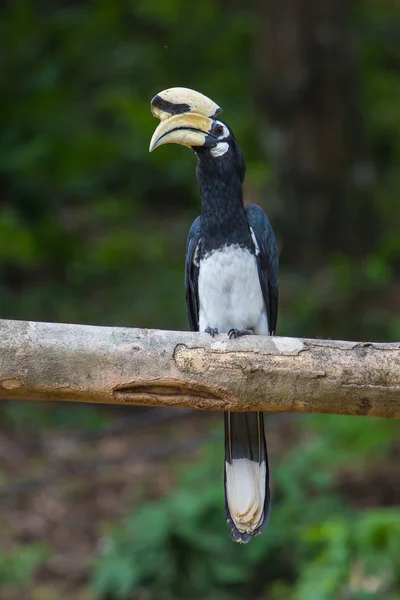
[[149, 87, 222, 152], [151, 87, 222, 121]]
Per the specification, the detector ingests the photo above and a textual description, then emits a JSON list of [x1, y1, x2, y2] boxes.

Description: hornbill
[[150, 88, 279, 543]]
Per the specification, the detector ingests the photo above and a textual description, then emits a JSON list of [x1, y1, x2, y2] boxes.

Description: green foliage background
[[0, 1, 399, 599]]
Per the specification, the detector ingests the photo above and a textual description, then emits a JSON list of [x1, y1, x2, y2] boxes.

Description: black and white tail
[[224, 411, 270, 543]]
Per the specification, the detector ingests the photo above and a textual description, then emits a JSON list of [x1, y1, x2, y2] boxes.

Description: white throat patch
[[210, 142, 229, 158]]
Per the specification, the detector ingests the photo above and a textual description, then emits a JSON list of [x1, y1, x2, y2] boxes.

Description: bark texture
[[0, 319, 398, 417]]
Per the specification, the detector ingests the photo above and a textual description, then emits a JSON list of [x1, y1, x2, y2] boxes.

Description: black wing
[[185, 215, 201, 331], [245, 204, 279, 335]]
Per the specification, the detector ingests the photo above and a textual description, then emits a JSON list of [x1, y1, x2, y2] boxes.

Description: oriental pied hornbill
[[150, 88, 278, 543]]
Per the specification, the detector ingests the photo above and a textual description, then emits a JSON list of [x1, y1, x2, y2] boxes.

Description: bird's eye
[[215, 124, 225, 137]]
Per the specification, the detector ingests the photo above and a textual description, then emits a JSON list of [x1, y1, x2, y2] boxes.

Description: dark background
[[0, 1, 399, 599]]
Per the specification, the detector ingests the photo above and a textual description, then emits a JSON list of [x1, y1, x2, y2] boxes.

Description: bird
[[150, 88, 279, 543]]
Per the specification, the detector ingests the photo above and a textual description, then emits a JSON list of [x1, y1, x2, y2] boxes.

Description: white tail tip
[[225, 458, 266, 534]]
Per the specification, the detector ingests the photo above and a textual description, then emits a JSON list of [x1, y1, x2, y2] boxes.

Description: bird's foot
[[205, 327, 219, 337], [228, 328, 254, 339]]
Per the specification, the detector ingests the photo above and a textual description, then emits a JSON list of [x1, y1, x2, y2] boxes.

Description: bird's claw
[[228, 328, 254, 339], [205, 327, 219, 337]]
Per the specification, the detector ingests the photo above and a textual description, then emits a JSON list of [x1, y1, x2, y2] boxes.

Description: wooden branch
[[0, 319, 398, 418]]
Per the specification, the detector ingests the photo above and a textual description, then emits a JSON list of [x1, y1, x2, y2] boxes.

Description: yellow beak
[[149, 112, 215, 152]]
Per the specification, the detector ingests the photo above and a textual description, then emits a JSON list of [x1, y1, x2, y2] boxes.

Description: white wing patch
[[250, 227, 260, 255], [192, 240, 201, 267]]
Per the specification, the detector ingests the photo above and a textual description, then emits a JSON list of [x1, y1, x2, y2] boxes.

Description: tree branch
[[0, 319, 398, 417]]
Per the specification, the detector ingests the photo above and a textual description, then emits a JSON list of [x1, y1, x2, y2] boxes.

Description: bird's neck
[[196, 164, 250, 253]]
